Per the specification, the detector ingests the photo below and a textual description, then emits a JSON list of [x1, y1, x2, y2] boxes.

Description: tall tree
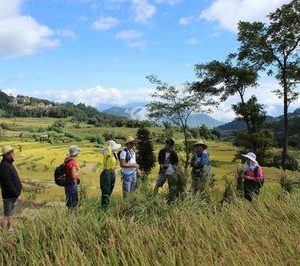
[[193, 59, 259, 133], [146, 75, 217, 172], [136, 127, 156, 177], [237, 0, 300, 169]]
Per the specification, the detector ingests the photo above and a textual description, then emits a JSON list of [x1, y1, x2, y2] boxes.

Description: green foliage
[[273, 153, 299, 171], [237, 0, 300, 168], [136, 127, 156, 175], [233, 131, 273, 166]]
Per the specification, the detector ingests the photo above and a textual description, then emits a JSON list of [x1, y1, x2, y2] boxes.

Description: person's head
[[69, 145, 80, 158], [125, 136, 136, 149], [193, 140, 207, 154], [2, 145, 14, 161], [102, 140, 122, 153], [242, 152, 257, 165], [165, 138, 175, 151]]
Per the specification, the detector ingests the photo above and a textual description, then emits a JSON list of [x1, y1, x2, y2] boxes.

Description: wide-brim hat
[[125, 136, 136, 145], [68, 145, 80, 157], [242, 152, 257, 163], [193, 140, 207, 149], [166, 138, 175, 146], [1, 145, 14, 156], [102, 140, 122, 153]]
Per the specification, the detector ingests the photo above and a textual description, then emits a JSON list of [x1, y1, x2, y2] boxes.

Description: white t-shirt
[[164, 152, 174, 175], [120, 149, 136, 175]]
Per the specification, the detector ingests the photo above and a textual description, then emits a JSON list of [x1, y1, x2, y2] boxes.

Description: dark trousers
[[100, 170, 116, 208], [244, 180, 260, 202], [65, 183, 79, 209]]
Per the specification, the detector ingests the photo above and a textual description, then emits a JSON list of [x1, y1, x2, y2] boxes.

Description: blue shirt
[[191, 151, 210, 169]]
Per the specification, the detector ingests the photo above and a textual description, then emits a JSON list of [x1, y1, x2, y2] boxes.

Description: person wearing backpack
[[242, 152, 264, 202], [119, 136, 140, 197], [100, 140, 121, 209], [0, 145, 22, 231], [154, 139, 179, 203], [64, 145, 81, 209]]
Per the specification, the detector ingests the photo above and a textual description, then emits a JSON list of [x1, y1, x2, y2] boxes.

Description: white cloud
[[3, 86, 153, 107], [211, 80, 300, 121], [186, 37, 198, 45], [56, 29, 76, 38], [132, 0, 156, 23], [200, 0, 291, 32], [116, 30, 143, 40], [129, 40, 147, 50], [92, 16, 119, 31], [0, 0, 59, 58], [179, 15, 194, 26], [154, 0, 181, 6]]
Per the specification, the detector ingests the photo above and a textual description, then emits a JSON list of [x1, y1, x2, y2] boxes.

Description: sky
[[0, 0, 299, 121]]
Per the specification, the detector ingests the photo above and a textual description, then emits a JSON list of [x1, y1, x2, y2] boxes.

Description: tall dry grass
[[1, 185, 300, 265]]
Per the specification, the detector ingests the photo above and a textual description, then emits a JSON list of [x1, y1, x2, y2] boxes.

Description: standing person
[[154, 139, 179, 202], [191, 140, 211, 195], [242, 152, 264, 202], [119, 136, 140, 197], [0, 145, 22, 231], [100, 140, 121, 209], [65, 145, 81, 209]]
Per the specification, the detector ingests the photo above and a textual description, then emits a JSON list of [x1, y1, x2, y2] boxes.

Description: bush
[[273, 154, 299, 171]]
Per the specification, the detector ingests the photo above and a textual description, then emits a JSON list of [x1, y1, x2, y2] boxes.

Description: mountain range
[[103, 106, 224, 128]]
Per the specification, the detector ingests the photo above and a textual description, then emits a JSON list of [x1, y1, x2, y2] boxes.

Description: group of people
[[0, 137, 264, 231]]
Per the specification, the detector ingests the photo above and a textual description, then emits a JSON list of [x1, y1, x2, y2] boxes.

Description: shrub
[[273, 153, 299, 171]]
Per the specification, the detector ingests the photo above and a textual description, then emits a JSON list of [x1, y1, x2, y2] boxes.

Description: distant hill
[[0, 90, 132, 127], [217, 109, 300, 148], [104, 106, 224, 128]]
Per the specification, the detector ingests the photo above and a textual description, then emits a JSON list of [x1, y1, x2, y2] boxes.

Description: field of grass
[[0, 117, 299, 264]]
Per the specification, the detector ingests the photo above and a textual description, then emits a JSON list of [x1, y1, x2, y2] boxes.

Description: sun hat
[[102, 140, 122, 153], [125, 136, 136, 145], [68, 145, 80, 157], [193, 140, 208, 149], [166, 138, 175, 146], [1, 145, 14, 156], [241, 152, 257, 163]]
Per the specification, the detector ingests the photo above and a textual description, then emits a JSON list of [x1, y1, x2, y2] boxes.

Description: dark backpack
[[117, 148, 132, 163], [254, 166, 264, 188], [54, 159, 74, 187]]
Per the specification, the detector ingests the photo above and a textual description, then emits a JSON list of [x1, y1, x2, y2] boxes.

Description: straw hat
[[1, 145, 14, 156], [102, 140, 122, 153], [125, 136, 136, 145], [68, 145, 80, 157], [241, 152, 257, 163], [193, 140, 208, 149]]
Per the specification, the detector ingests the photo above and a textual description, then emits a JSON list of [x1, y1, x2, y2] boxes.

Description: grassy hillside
[[0, 117, 299, 264]]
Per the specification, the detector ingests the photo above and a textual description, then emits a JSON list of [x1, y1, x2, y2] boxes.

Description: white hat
[[69, 145, 80, 157], [1, 145, 14, 156], [241, 152, 257, 163], [102, 140, 122, 153]]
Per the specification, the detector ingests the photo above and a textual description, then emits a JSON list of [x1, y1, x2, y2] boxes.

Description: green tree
[[193, 59, 258, 133], [136, 127, 156, 177], [146, 75, 217, 172], [237, 0, 300, 169]]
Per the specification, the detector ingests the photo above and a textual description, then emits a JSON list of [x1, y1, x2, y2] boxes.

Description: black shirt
[[0, 158, 22, 199]]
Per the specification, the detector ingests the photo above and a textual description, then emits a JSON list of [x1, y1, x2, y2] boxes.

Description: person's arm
[[255, 167, 264, 182], [7, 165, 22, 197], [119, 151, 139, 169]]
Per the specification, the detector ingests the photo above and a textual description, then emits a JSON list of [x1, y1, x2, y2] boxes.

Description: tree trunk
[[240, 93, 251, 133], [183, 127, 190, 175], [281, 82, 289, 170]]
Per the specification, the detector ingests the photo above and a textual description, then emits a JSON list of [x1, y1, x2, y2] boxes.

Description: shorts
[[3, 198, 18, 217], [122, 172, 137, 194]]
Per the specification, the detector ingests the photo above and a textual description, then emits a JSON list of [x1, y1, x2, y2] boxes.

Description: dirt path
[[81, 163, 98, 173]]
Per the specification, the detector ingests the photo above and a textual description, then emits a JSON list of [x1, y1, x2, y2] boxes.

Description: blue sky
[[0, 0, 298, 121]]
